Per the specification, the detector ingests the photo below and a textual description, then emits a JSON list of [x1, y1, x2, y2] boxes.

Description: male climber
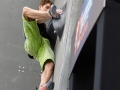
[[22, 0, 62, 90]]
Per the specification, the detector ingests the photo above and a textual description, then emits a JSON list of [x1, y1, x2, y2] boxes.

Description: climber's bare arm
[[22, 6, 52, 21]]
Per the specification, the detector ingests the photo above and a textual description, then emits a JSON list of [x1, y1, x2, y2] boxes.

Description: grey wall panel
[[0, 0, 42, 90], [53, 0, 83, 90]]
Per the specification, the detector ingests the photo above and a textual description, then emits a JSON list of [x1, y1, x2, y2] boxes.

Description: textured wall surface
[[53, 0, 84, 90], [0, 0, 42, 90]]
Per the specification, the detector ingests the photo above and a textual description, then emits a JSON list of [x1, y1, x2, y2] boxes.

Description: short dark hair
[[40, 0, 53, 6]]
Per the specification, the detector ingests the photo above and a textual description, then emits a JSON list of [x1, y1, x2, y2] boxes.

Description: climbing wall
[[53, 0, 84, 90], [0, 0, 42, 90]]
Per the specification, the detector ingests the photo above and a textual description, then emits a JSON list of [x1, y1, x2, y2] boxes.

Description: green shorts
[[22, 15, 54, 70]]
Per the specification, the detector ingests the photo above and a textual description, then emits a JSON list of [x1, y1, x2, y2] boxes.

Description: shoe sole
[[46, 81, 55, 90]]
